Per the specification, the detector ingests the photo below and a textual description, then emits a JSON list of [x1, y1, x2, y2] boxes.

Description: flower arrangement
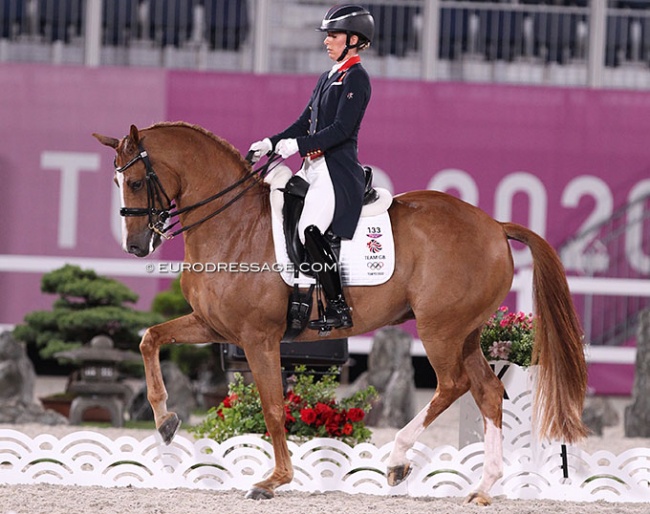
[[480, 306, 536, 367], [190, 365, 378, 446]]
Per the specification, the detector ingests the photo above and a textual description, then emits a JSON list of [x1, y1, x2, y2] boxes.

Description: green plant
[[480, 306, 536, 367], [190, 365, 378, 446], [151, 276, 191, 319], [13, 264, 163, 360]]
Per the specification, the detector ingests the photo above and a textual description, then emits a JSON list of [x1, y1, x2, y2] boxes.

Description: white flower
[[489, 340, 512, 360]]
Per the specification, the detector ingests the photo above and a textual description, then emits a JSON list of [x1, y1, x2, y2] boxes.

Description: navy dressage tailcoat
[[270, 60, 371, 240]]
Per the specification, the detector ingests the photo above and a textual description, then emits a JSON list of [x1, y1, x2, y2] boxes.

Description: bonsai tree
[[151, 275, 191, 318], [13, 264, 164, 360]]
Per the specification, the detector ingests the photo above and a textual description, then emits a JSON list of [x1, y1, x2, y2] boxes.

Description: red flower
[[286, 392, 302, 405], [314, 402, 334, 426], [222, 393, 238, 408], [347, 408, 365, 422], [324, 411, 345, 436], [300, 408, 317, 425], [326, 417, 342, 436], [342, 423, 354, 435]]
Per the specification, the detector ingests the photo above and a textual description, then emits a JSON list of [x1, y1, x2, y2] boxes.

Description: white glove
[[248, 138, 273, 163], [275, 138, 299, 159]]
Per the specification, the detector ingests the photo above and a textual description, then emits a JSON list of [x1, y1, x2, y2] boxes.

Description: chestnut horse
[[93, 122, 587, 505]]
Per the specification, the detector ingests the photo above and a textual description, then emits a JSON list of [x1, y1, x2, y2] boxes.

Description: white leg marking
[[387, 405, 429, 468], [475, 419, 503, 494]]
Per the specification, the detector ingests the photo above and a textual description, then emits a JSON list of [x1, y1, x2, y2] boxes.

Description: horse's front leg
[[139, 313, 222, 444], [242, 342, 293, 500]]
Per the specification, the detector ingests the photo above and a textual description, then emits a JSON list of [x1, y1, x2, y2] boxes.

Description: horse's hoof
[[464, 491, 492, 506], [387, 464, 411, 486], [245, 487, 274, 500], [158, 413, 181, 445]]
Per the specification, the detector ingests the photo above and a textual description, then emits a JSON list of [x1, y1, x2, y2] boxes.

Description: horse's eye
[[130, 180, 144, 191]]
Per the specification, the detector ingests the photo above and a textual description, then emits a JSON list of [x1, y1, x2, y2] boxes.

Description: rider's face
[[324, 31, 358, 61]]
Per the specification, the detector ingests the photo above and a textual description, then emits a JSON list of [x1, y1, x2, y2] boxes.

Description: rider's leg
[[296, 157, 351, 330], [297, 157, 335, 244], [303, 224, 352, 330]]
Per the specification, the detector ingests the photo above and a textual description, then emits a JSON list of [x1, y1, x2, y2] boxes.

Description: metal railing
[[1, 0, 650, 89], [558, 192, 650, 347]]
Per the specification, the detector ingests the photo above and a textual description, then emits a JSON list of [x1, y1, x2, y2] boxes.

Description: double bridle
[[115, 141, 278, 239]]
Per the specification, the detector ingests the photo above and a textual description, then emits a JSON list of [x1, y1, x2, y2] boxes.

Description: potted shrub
[[190, 365, 378, 446], [480, 306, 535, 367]]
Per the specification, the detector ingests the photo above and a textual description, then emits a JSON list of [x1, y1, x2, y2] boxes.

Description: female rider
[[248, 4, 375, 332]]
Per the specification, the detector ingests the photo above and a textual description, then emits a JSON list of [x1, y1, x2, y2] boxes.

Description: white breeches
[[296, 156, 335, 244]]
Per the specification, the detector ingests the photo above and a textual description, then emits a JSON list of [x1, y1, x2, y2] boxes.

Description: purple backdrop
[[3, 63, 650, 394], [0, 64, 167, 318]]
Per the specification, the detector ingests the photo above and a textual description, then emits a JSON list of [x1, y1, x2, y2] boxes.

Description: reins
[[116, 142, 280, 239]]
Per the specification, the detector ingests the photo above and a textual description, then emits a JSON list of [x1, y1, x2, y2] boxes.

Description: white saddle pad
[[265, 166, 396, 287]]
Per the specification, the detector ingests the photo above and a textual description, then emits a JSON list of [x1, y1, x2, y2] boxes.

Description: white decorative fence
[[0, 429, 648, 502], [459, 362, 536, 449]]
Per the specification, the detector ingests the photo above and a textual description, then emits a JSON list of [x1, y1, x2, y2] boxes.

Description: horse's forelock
[[117, 132, 141, 157]]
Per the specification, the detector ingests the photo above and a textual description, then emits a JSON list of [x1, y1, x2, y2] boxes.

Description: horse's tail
[[502, 222, 588, 444]]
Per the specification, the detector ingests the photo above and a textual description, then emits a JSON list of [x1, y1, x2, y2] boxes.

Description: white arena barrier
[[0, 429, 648, 502]]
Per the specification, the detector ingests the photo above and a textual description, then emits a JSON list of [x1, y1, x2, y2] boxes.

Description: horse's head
[[93, 124, 173, 257], [95, 121, 262, 257]]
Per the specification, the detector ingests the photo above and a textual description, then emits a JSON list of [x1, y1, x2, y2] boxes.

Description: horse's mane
[[145, 121, 270, 205], [146, 121, 251, 171]]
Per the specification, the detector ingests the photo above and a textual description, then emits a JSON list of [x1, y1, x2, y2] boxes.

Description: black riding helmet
[[318, 4, 375, 61]]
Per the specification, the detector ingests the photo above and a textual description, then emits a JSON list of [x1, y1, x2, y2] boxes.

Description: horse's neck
[[156, 128, 272, 263], [179, 181, 272, 264]]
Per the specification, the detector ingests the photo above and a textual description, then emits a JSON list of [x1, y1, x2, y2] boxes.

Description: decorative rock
[[583, 396, 620, 437], [350, 327, 416, 428], [624, 309, 650, 437], [0, 331, 68, 425], [0, 331, 35, 404]]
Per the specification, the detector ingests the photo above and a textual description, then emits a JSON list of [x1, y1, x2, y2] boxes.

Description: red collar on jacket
[[329, 55, 361, 79], [338, 55, 361, 72]]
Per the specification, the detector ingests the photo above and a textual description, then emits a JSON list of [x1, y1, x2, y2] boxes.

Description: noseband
[[115, 142, 278, 239]]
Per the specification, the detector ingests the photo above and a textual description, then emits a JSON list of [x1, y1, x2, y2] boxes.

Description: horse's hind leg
[[463, 336, 505, 506], [139, 314, 221, 444], [386, 333, 471, 486]]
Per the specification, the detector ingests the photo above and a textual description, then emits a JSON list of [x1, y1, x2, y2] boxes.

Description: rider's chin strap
[[337, 33, 363, 62]]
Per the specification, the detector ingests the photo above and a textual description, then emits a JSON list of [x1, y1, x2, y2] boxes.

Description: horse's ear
[[92, 133, 119, 149], [129, 124, 140, 145]]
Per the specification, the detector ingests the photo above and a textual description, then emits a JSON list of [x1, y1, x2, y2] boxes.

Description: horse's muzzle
[[125, 230, 161, 257], [127, 243, 150, 258]]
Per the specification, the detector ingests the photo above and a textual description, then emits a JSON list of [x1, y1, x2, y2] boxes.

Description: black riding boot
[[303, 225, 353, 331]]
